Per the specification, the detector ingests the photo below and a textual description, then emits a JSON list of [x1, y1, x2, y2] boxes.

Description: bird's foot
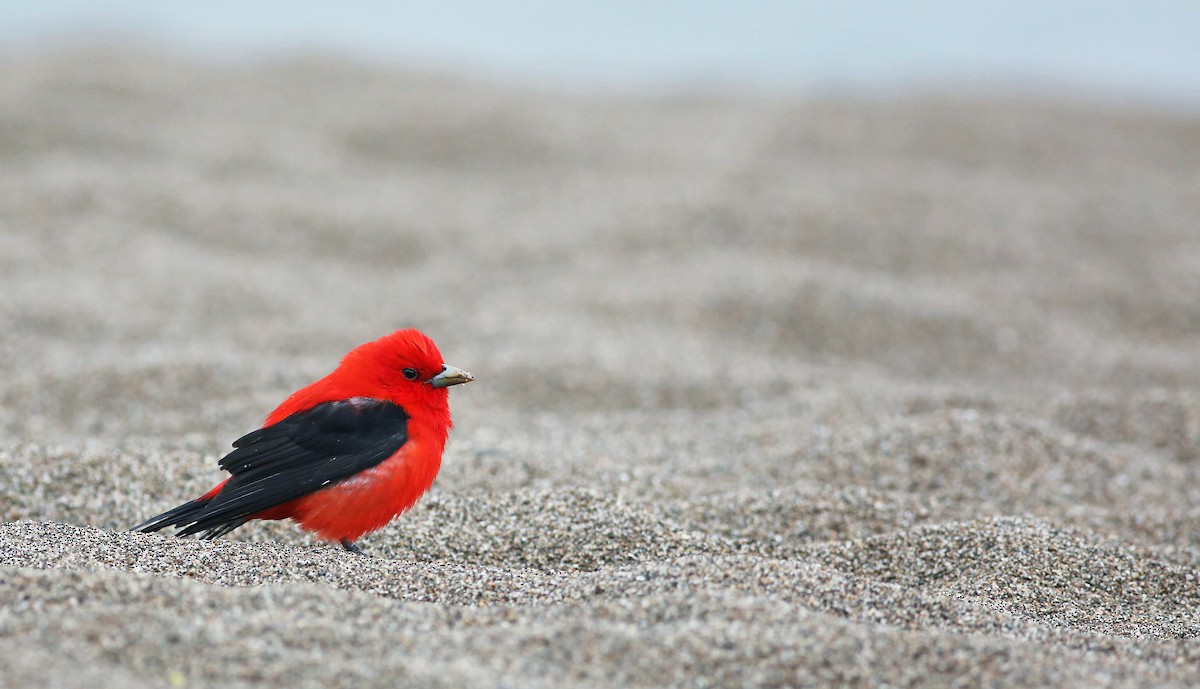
[[340, 539, 365, 556]]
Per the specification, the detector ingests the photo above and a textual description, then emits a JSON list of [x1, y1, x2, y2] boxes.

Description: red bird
[[132, 328, 473, 554]]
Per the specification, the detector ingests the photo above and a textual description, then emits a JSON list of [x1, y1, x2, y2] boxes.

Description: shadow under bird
[[131, 328, 474, 554]]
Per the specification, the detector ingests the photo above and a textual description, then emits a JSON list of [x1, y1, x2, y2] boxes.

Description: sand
[[1, 48, 1199, 688]]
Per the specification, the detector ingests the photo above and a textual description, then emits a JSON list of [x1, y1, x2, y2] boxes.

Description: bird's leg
[[339, 538, 365, 555]]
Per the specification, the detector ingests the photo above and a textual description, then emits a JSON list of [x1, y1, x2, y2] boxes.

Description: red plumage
[[132, 328, 473, 553]]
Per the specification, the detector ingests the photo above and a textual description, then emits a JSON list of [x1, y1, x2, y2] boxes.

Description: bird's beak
[[428, 364, 474, 388]]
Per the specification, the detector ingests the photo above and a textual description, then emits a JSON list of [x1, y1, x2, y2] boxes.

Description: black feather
[[131, 398, 409, 540]]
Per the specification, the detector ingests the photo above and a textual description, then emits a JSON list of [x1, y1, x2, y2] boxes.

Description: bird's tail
[[130, 498, 211, 533], [130, 498, 247, 540]]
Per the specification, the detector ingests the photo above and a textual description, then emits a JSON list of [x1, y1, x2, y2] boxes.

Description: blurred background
[[4, 0, 1199, 108], [1, 0, 1199, 444], [4, 6, 1200, 688]]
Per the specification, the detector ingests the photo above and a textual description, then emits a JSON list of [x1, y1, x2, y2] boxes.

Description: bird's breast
[[289, 437, 444, 542]]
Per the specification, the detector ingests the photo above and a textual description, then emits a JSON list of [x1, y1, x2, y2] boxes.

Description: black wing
[[132, 398, 409, 539]]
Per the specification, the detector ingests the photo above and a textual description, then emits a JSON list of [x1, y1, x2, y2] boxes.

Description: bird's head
[[330, 328, 473, 423], [263, 328, 473, 431], [264, 328, 472, 430]]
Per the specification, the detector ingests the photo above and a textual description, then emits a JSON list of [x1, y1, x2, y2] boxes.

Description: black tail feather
[[130, 498, 211, 533], [187, 518, 249, 540], [130, 498, 249, 540]]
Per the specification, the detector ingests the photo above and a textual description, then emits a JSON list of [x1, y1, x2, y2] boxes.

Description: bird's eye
[[402, 367, 420, 381]]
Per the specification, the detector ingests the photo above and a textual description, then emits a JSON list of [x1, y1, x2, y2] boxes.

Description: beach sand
[[1, 49, 1199, 688]]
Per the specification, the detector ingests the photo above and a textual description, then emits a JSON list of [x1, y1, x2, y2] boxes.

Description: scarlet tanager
[[132, 328, 473, 554]]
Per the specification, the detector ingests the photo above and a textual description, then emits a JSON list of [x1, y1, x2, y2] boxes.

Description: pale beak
[[428, 364, 475, 388]]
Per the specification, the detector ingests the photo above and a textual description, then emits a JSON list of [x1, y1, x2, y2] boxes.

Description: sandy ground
[[1, 48, 1200, 688]]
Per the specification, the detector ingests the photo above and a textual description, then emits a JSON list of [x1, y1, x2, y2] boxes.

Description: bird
[[131, 328, 474, 555]]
